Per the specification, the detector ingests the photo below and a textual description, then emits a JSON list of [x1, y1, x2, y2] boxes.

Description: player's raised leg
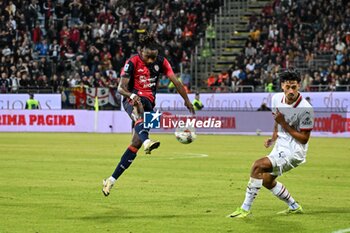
[[131, 100, 160, 154], [123, 98, 160, 154], [134, 118, 160, 155]]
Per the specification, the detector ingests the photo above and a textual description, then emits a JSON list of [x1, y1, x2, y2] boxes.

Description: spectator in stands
[[206, 22, 216, 49], [10, 71, 20, 92], [50, 74, 59, 93], [69, 0, 82, 26], [0, 72, 10, 93], [19, 73, 29, 88], [301, 73, 311, 91], [31, 23, 42, 45], [207, 73, 217, 90], [168, 74, 183, 93], [335, 51, 344, 66], [335, 39, 346, 53], [231, 0, 350, 93], [246, 59, 256, 72], [218, 70, 229, 86], [250, 26, 261, 42], [0, 0, 223, 96], [305, 97, 312, 105], [180, 68, 191, 90], [245, 42, 257, 58], [158, 75, 170, 93], [257, 102, 271, 111]]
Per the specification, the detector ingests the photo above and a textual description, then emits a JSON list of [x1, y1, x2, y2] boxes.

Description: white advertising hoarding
[[0, 94, 62, 110], [0, 110, 131, 133], [1, 92, 348, 111], [0, 110, 349, 137], [155, 92, 349, 111]]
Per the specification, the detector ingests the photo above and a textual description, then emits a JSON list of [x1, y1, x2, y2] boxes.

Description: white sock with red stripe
[[108, 176, 116, 184], [241, 177, 263, 211], [270, 182, 299, 210]]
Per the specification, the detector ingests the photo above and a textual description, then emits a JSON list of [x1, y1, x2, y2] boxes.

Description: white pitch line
[[168, 152, 209, 160], [332, 228, 350, 233]]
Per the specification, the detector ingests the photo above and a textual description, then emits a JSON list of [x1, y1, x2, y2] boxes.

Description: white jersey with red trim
[[271, 92, 314, 152]]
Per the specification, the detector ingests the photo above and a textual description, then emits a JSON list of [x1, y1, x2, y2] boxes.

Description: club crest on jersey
[[154, 65, 159, 71]]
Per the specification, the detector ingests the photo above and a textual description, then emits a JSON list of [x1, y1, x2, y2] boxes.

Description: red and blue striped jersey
[[120, 54, 174, 103]]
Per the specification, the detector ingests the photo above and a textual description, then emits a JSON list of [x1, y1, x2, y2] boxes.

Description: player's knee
[[131, 134, 142, 149], [251, 160, 265, 175], [131, 140, 142, 149], [263, 179, 275, 189]]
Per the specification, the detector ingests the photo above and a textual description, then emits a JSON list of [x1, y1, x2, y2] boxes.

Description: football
[[175, 127, 197, 144]]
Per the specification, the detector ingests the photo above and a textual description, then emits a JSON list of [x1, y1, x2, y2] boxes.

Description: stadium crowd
[[0, 0, 349, 94], [208, 0, 350, 92], [0, 0, 221, 94]]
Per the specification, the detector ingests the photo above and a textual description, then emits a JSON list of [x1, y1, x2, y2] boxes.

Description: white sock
[[270, 182, 299, 210], [108, 176, 116, 184], [143, 139, 150, 146], [241, 177, 263, 211]]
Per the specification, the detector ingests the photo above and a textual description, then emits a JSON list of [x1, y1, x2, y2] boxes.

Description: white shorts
[[267, 143, 306, 176]]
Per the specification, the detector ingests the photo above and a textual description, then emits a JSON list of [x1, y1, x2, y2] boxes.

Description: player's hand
[[185, 100, 195, 115], [264, 138, 275, 148], [274, 108, 286, 125]]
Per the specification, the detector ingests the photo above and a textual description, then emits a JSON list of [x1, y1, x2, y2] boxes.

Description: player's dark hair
[[139, 33, 159, 51], [278, 67, 301, 83]]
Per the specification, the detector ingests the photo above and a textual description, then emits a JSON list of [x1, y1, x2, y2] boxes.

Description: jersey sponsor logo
[[138, 75, 157, 88], [301, 111, 312, 125], [143, 83, 157, 88], [302, 116, 312, 126], [139, 75, 147, 83]]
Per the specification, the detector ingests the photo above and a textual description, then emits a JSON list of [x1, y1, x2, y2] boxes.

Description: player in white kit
[[228, 68, 314, 218]]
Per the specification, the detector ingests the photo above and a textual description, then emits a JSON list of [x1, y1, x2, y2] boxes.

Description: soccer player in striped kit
[[102, 34, 194, 196], [229, 68, 314, 218]]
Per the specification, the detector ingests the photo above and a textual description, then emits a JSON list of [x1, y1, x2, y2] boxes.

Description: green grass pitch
[[0, 133, 349, 233]]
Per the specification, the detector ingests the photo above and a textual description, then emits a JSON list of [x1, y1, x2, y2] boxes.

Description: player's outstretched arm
[[168, 74, 195, 114]]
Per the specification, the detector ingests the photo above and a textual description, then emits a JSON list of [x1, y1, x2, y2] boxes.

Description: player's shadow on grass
[[303, 207, 350, 215], [79, 214, 200, 221], [75, 208, 204, 222], [248, 215, 306, 232]]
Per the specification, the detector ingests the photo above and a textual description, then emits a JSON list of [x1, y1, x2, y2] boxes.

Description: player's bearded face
[[282, 80, 300, 103], [142, 48, 158, 65]]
